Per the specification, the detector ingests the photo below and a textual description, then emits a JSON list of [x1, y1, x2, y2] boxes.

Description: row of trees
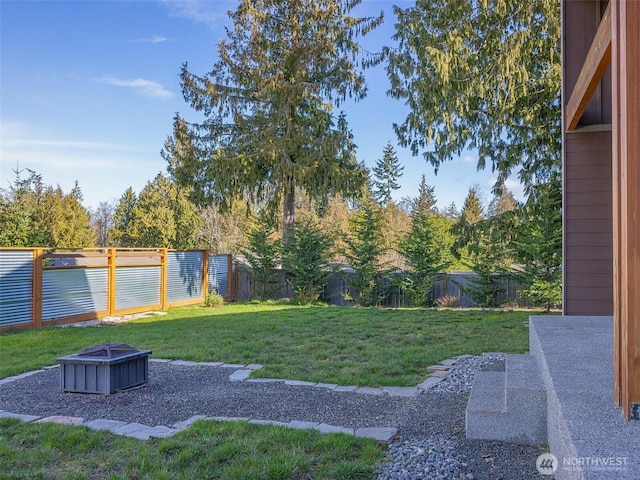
[[0, 144, 561, 309]]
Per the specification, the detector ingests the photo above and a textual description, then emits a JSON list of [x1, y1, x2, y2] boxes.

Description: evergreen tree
[[411, 174, 438, 216], [514, 175, 562, 310], [0, 168, 43, 246], [164, 0, 383, 245], [0, 169, 92, 248], [43, 182, 94, 248], [242, 214, 281, 300], [282, 216, 333, 303], [372, 142, 404, 206], [110, 187, 138, 247], [400, 186, 454, 306], [386, 0, 561, 191], [342, 194, 387, 306]]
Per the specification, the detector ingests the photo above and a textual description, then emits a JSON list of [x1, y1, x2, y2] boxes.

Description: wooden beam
[[612, 0, 640, 421], [565, 2, 612, 131]]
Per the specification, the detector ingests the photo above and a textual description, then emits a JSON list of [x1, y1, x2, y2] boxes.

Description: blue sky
[[0, 0, 524, 212]]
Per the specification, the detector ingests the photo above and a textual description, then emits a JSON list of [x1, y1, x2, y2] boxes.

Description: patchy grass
[[0, 303, 541, 386], [0, 417, 384, 480]]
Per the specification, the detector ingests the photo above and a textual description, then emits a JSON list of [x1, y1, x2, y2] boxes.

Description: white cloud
[[159, 0, 232, 28], [461, 154, 477, 164], [97, 76, 174, 99], [134, 35, 173, 44]]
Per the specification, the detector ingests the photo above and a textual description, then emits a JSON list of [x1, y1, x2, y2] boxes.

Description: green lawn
[[0, 303, 545, 480], [0, 417, 384, 480], [1, 303, 537, 386]]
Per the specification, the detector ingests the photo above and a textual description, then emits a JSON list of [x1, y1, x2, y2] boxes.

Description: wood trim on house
[[611, 0, 640, 420], [565, 2, 611, 131]]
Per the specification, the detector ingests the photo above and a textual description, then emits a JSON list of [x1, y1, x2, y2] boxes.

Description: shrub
[[205, 290, 225, 308]]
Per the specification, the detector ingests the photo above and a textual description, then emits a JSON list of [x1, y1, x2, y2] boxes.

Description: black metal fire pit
[[57, 343, 152, 394]]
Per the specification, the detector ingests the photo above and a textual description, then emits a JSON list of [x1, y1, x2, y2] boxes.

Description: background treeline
[[0, 143, 561, 310]]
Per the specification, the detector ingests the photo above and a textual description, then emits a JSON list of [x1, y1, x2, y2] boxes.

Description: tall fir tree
[[163, 0, 383, 245], [372, 142, 404, 206]]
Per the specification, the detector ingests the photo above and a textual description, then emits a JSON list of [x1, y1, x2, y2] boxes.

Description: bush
[[205, 290, 225, 308]]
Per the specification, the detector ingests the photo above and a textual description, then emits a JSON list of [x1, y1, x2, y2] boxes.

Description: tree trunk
[[282, 175, 295, 248]]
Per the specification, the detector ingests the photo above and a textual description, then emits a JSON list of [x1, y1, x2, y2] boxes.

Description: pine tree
[[372, 142, 404, 206], [164, 0, 383, 245]]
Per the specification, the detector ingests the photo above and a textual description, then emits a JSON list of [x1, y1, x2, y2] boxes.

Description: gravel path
[[0, 356, 546, 479]]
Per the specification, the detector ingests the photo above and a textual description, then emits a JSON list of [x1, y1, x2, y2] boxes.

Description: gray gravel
[[0, 355, 546, 479]]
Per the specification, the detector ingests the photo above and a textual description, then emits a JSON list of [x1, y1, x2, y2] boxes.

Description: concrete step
[[465, 354, 547, 445]]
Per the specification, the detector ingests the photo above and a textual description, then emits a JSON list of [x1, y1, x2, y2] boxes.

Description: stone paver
[[249, 419, 289, 427], [84, 419, 127, 431], [315, 423, 355, 435], [285, 380, 317, 387], [173, 415, 208, 430], [198, 361, 224, 367], [417, 377, 443, 391], [143, 425, 180, 439], [111, 422, 151, 437], [288, 420, 320, 430], [169, 360, 198, 367], [355, 386, 384, 395], [210, 416, 250, 422], [37, 415, 84, 425], [382, 386, 419, 397], [220, 363, 245, 369], [355, 427, 398, 442], [427, 365, 451, 371], [315, 383, 338, 389], [0, 411, 41, 422], [429, 370, 449, 378], [245, 364, 263, 370], [149, 358, 171, 363], [229, 369, 252, 381], [333, 385, 358, 392], [439, 358, 458, 366]]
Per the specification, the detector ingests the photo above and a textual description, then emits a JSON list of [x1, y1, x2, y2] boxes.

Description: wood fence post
[[32, 248, 43, 328], [108, 248, 116, 315]]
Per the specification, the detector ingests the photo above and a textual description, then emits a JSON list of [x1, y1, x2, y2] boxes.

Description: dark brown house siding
[[563, 130, 613, 315]]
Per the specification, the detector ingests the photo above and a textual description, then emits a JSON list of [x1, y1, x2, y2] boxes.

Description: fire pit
[[57, 343, 152, 394]]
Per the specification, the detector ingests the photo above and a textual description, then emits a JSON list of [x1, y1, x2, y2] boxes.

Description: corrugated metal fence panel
[[167, 251, 205, 303], [115, 266, 161, 311], [0, 250, 34, 327], [208, 255, 228, 297], [42, 268, 109, 321]]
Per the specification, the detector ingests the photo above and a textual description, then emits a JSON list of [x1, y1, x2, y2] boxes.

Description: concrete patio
[[466, 315, 640, 479]]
